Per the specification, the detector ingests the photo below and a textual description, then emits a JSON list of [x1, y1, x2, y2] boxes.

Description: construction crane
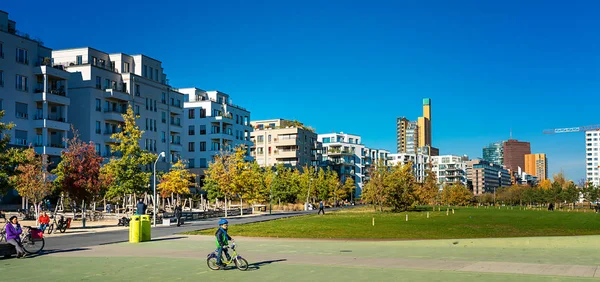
[[543, 124, 600, 134]]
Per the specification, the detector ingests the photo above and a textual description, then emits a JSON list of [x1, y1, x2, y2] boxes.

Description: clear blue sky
[[4, 0, 599, 181]]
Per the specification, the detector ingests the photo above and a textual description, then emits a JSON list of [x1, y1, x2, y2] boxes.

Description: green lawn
[[186, 206, 600, 239]]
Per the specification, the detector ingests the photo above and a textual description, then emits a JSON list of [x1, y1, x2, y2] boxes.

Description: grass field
[[186, 206, 600, 239]]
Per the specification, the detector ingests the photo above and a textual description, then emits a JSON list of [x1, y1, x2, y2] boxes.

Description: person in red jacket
[[38, 212, 50, 232]]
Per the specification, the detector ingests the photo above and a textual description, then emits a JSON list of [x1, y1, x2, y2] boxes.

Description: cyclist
[[5, 216, 26, 258], [215, 218, 234, 268]]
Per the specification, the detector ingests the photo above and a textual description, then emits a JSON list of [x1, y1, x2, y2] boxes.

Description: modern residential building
[[396, 98, 438, 156], [432, 155, 468, 186], [524, 153, 547, 181], [482, 142, 504, 166], [319, 132, 365, 199], [586, 130, 600, 186], [503, 139, 531, 173], [466, 159, 511, 196], [51, 47, 185, 171], [388, 153, 431, 183], [179, 88, 252, 178], [250, 119, 320, 168], [0, 10, 71, 166]]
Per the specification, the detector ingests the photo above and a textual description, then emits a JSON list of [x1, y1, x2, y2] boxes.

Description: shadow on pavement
[[29, 248, 90, 258], [246, 259, 287, 271], [150, 236, 186, 242]]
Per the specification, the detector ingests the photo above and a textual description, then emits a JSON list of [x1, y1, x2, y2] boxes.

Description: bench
[[0, 242, 16, 258]]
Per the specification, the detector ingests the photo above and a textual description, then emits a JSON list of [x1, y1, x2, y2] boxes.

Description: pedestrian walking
[[318, 200, 325, 215], [175, 203, 183, 227]]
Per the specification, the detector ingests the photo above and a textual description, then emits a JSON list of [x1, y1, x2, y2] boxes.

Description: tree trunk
[[225, 195, 228, 218], [240, 197, 243, 216]]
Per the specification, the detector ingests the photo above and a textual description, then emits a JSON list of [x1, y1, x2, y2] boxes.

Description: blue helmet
[[218, 219, 228, 225]]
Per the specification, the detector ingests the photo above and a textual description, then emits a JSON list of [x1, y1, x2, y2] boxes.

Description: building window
[[135, 84, 140, 96], [188, 109, 195, 119], [154, 120, 157, 132], [15, 75, 28, 91], [143, 65, 147, 78], [0, 99, 3, 111], [0, 70, 4, 87], [188, 159, 195, 168], [200, 125, 206, 135], [145, 118, 149, 130], [0, 42, 3, 58], [15, 130, 27, 146], [123, 62, 130, 73], [15, 102, 28, 119], [95, 76, 101, 89], [161, 131, 166, 143], [16, 48, 28, 64], [162, 112, 166, 123], [188, 142, 195, 152], [161, 93, 166, 104], [154, 100, 157, 112], [95, 99, 101, 111], [200, 158, 207, 168], [200, 142, 206, 152], [96, 121, 101, 134], [154, 69, 158, 81], [188, 126, 195, 135], [135, 105, 140, 115], [105, 79, 110, 90], [146, 98, 149, 110], [149, 67, 153, 79]]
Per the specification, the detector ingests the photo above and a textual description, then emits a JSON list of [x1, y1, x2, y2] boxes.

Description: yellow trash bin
[[129, 215, 141, 243], [141, 215, 151, 242]]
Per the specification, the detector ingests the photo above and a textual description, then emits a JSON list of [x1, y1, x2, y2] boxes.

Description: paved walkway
[[44, 235, 600, 279]]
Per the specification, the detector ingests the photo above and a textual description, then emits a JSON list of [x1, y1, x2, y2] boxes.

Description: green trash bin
[[129, 215, 141, 243], [141, 215, 151, 242]]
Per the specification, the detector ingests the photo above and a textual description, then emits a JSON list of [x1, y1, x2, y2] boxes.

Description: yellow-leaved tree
[[157, 160, 196, 204]]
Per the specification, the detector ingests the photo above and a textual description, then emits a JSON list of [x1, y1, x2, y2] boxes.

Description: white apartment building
[[51, 47, 185, 171], [586, 130, 600, 187], [388, 153, 431, 183], [250, 119, 321, 168], [431, 155, 468, 186], [319, 132, 365, 199], [179, 88, 252, 177], [0, 11, 71, 165]]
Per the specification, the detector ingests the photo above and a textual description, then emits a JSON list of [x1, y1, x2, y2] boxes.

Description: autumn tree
[[102, 105, 155, 199], [11, 148, 52, 222], [362, 160, 388, 212], [337, 177, 354, 202], [385, 163, 417, 212], [157, 160, 196, 203], [53, 129, 107, 215], [247, 162, 270, 206], [441, 183, 472, 206], [298, 165, 317, 205], [203, 146, 247, 216], [0, 111, 24, 195], [414, 165, 439, 207]]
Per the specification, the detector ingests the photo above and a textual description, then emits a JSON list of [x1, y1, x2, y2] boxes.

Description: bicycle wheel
[[59, 225, 67, 233], [235, 258, 248, 271], [47, 224, 54, 234], [207, 257, 220, 270], [22, 236, 45, 254]]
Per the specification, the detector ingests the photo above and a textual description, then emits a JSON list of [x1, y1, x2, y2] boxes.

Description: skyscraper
[[483, 142, 504, 166], [524, 153, 547, 181], [585, 130, 599, 186], [396, 98, 437, 155], [503, 139, 531, 173]]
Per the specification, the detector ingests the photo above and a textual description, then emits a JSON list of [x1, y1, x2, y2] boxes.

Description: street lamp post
[[153, 152, 166, 227]]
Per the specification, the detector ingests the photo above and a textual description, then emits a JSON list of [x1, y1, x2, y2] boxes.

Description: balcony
[[210, 132, 234, 141], [33, 65, 70, 80], [33, 90, 70, 106], [104, 110, 125, 122], [276, 138, 297, 146], [34, 146, 63, 156], [327, 148, 354, 156], [33, 118, 70, 131], [104, 88, 130, 102], [275, 149, 298, 159], [170, 143, 182, 152]]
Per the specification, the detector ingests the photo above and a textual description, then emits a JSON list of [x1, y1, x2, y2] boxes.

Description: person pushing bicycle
[[215, 219, 235, 268]]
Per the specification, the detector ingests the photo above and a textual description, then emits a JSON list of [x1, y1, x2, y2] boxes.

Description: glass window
[[200, 158, 207, 168], [200, 142, 206, 152], [123, 62, 130, 73], [161, 131, 166, 143], [95, 121, 101, 134], [188, 125, 195, 135], [162, 112, 166, 123], [16, 48, 28, 64], [15, 102, 28, 119], [15, 75, 27, 91], [188, 109, 195, 119], [200, 125, 206, 135], [188, 159, 195, 168], [188, 142, 195, 152], [0, 70, 3, 87], [161, 93, 166, 103]]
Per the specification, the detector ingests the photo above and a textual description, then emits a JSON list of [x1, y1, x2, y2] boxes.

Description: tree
[[325, 169, 341, 202], [337, 177, 354, 202], [246, 162, 270, 205], [414, 165, 439, 206], [385, 163, 416, 212], [538, 179, 552, 190], [157, 160, 196, 202], [53, 129, 107, 211], [441, 183, 472, 206], [102, 105, 155, 199], [203, 146, 247, 216], [298, 165, 317, 205], [11, 148, 52, 222], [361, 160, 388, 212], [0, 111, 21, 195]]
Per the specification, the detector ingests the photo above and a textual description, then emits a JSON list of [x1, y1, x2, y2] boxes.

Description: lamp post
[[270, 171, 278, 215], [153, 151, 166, 227]]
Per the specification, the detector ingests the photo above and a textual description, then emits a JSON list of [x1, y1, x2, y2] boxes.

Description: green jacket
[[215, 227, 231, 247]]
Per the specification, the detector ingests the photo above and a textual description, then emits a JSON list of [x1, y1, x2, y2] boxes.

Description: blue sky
[[4, 0, 599, 181]]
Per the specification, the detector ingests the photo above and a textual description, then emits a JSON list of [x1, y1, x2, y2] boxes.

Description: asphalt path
[[44, 207, 346, 250]]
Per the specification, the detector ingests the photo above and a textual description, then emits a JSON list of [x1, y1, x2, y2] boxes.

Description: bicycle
[[21, 226, 45, 254], [206, 243, 249, 271], [47, 216, 69, 234]]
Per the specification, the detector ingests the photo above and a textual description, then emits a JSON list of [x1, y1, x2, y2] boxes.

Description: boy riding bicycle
[[215, 219, 235, 268]]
